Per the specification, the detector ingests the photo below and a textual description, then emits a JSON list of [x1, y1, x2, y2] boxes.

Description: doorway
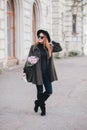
[[32, 1, 40, 44], [32, 3, 37, 44], [7, 0, 15, 59]]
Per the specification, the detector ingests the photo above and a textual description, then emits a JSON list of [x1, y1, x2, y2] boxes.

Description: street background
[[0, 56, 87, 130]]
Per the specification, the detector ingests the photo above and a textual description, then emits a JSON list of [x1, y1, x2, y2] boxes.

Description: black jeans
[[36, 72, 52, 104]]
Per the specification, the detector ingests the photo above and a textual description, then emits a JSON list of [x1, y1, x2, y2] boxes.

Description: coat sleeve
[[28, 45, 34, 56], [52, 41, 62, 52]]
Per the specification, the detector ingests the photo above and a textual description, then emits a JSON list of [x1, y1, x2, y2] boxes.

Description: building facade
[[0, 0, 87, 67], [52, 0, 87, 56]]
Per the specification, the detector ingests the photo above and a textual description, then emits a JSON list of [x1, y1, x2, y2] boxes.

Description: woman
[[23, 29, 58, 116]]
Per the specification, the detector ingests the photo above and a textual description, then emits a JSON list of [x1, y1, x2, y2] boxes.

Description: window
[[72, 14, 77, 34]]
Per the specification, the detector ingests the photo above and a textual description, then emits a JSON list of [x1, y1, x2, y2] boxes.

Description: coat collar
[[33, 44, 50, 59]]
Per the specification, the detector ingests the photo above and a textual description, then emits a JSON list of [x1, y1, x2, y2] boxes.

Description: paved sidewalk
[[0, 56, 87, 130]]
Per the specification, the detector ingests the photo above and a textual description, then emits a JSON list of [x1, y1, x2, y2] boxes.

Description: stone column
[[0, 0, 5, 67]]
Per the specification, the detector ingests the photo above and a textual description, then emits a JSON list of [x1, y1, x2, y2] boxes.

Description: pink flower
[[27, 56, 39, 66]]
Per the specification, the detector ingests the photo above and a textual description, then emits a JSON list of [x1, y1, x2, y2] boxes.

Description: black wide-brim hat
[[37, 29, 51, 42]]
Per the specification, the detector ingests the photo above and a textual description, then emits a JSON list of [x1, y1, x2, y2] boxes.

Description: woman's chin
[[39, 42, 43, 44]]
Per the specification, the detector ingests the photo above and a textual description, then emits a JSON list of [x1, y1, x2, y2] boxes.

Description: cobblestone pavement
[[0, 56, 87, 130]]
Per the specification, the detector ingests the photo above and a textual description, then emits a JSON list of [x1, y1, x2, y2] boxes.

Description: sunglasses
[[38, 35, 44, 39]]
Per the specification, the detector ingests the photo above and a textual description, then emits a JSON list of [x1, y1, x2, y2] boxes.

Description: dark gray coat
[[24, 45, 58, 85]]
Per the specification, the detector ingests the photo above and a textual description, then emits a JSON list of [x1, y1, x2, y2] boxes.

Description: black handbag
[[23, 61, 33, 82], [52, 41, 62, 52]]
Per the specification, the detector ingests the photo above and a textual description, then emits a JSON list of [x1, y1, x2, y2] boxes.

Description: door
[[7, 0, 15, 59], [32, 3, 37, 44]]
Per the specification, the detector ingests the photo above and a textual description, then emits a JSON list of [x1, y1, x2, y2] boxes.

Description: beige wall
[[23, 0, 52, 59], [0, 0, 5, 65], [0, 0, 52, 67], [52, 0, 85, 56]]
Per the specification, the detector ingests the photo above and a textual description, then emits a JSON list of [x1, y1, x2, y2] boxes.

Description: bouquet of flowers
[[27, 56, 39, 66]]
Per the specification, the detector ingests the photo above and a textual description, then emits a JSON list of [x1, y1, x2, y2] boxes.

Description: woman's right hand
[[23, 73, 26, 76]]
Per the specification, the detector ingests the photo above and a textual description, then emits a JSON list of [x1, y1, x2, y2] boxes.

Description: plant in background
[[68, 51, 79, 57]]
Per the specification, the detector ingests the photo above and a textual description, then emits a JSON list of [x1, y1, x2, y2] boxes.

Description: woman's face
[[37, 33, 45, 44]]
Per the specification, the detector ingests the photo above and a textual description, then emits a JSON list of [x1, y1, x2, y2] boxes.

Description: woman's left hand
[[49, 43, 53, 52]]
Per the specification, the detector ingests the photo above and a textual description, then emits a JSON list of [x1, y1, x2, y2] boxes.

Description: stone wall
[[23, 0, 32, 58], [52, 0, 84, 56], [0, 0, 52, 67], [40, 0, 52, 34], [0, 0, 5, 65], [52, 0, 65, 56], [83, 2, 87, 55], [63, 0, 84, 56], [23, 0, 52, 59]]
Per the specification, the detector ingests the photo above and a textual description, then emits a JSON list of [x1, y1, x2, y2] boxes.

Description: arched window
[[7, 0, 15, 59]]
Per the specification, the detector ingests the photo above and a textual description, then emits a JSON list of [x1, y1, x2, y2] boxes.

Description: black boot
[[40, 103, 46, 116], [43, 92, 50, 101], [34, 100, 39, 112]]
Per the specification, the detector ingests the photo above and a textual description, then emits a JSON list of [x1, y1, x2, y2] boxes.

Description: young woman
[[23, 29, 58, 116]]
